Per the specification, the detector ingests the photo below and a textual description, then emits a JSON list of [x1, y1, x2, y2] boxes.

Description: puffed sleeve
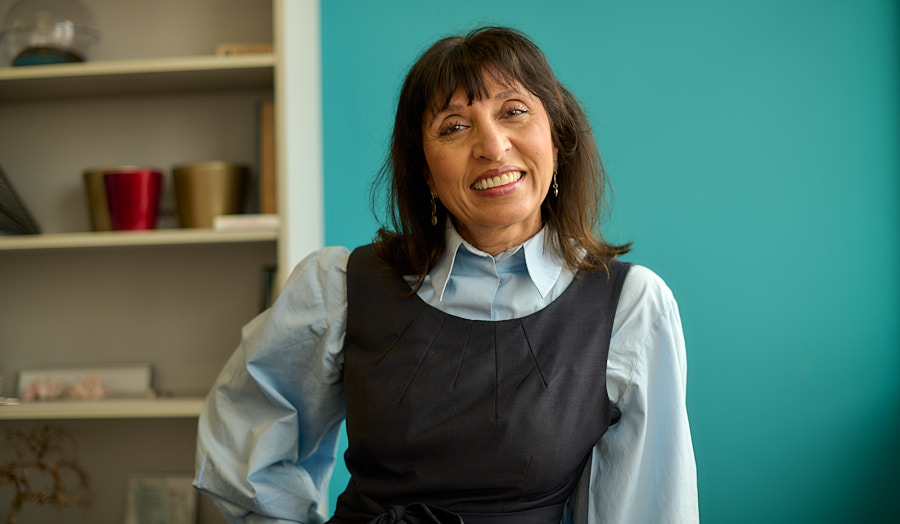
[[569, 265, 699, 524], [193, 246, 351, 524]]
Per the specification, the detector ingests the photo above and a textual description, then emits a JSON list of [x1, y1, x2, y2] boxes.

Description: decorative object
[[0, 0, 99, 67], [124, 473, 196, 524], [430, 192, 438, 226], [172, 161, 249, 229], [83, 166, 144, 232], [0, 164, 40, 235], [85, 165, 162, 231], [103, 168, 164, 231], [0, 424, 91, 524], [20, 375, 105, 401], [17, 364, 153, 401], [83, 167, 113, 231]]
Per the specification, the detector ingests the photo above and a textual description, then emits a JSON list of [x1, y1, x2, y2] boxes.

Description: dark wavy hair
[[373, 26, 630, 288]]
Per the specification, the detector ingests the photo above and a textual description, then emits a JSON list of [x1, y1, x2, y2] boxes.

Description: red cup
[[103, 169, 163, 230]]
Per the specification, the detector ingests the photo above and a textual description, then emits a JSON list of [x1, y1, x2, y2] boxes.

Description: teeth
[[474, 171, 523, 190]]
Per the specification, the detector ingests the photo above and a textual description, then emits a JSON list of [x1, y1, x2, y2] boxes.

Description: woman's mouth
[[472, 171, 525, 190]]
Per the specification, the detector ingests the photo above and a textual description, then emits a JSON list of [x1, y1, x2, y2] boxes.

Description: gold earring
[[430, 192, 438, 226], [552, 169, 559, 197]]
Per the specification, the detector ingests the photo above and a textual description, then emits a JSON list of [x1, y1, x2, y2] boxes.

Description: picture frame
[[124, 473, 196, 524]]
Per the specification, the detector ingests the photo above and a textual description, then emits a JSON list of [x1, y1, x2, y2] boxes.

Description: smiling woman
[[421, 76, 557, 254], [374, 27, 631, 292], [194, 26, 698, 524]]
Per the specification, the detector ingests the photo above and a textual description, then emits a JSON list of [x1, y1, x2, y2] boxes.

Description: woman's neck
[[452, 218, 542, 256]]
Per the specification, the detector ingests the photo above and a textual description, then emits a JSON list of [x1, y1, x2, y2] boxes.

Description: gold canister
[[172, 161, 249, 228], [83, 165, 151, 231]]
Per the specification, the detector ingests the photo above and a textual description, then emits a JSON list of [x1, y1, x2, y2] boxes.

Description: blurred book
[[0, 164, 40, 235], [258, 100, 277, 214]]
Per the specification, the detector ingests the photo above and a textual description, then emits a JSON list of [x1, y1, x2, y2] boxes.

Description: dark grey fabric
[[330, 244, 632, 523]]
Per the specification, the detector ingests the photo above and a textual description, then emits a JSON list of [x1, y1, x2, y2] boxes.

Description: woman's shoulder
[[280, 246, 353, 296], [617, 263, 678, 320], [287, 246, 351, 276], [608, 263, 684, 385]]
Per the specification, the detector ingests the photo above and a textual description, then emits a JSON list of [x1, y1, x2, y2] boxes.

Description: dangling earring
[[430, 192, 438, 226], [552, 169, 559, 197]]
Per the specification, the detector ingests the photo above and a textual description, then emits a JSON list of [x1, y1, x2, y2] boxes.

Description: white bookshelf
[[0, 1, 323, 521]]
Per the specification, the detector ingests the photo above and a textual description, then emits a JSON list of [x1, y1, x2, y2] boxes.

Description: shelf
[[0, 53, 275, 101], [0, 228, 278, 252], [0, 397, 205, 420]]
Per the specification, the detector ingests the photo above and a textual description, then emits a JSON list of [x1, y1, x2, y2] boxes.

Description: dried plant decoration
[[0, 424, 91, 524]]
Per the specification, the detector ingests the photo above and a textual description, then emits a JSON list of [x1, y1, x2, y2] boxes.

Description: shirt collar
[[429, 222, 564, 301]]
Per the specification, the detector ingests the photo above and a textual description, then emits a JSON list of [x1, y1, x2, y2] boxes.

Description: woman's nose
[[472, 121, 511, 161]]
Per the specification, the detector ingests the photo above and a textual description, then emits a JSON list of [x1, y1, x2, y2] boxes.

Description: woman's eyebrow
[[443, 88, 527, 111], [426, 102, 464, 127], [493, 89, 527, 101]]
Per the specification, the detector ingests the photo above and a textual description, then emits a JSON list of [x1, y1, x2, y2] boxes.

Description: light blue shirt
[[194, 225, 699, 523]]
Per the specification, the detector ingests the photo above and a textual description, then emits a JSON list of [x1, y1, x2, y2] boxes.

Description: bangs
[[400, 27, 557, 145], [417, 30, 544, 122], [424, 61, 520, 119]]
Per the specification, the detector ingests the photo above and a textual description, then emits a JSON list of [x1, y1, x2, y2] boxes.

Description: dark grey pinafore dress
[[329, 245, 631, 524]]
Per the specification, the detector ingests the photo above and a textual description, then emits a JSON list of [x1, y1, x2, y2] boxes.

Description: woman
[[194, 27, 698, 523]]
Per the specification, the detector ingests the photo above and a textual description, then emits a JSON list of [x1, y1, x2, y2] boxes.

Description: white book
[[213, 214, 280, 231]]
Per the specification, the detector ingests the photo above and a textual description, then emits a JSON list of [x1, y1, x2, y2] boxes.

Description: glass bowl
[[0, 0, 99, 66]]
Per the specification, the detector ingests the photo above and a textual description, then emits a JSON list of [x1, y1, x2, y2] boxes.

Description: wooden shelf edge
[[0, 228, 278, 251], [0, 397, 205, 420], [0, 53, 276, 100], [0, 53, 276, 82]]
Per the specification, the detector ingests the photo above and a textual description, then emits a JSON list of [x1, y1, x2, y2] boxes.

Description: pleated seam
[[397, 313, 446, 404]]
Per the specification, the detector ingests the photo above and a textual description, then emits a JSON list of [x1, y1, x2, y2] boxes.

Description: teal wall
[[321, 1, 900, 521]]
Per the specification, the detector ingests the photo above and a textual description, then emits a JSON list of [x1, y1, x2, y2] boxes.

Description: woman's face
[[422, 74, 557, 254]]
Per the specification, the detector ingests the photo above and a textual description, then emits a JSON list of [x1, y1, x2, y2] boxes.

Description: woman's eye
[[439, 121, 465, 136], [504, 105, 529, 118]]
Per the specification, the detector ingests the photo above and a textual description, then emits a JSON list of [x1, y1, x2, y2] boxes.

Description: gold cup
[[172, 161, 249, 228]]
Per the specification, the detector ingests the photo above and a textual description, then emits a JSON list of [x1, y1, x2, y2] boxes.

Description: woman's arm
[[571, 265, 699, 524], [194, 247, 351, 524]]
